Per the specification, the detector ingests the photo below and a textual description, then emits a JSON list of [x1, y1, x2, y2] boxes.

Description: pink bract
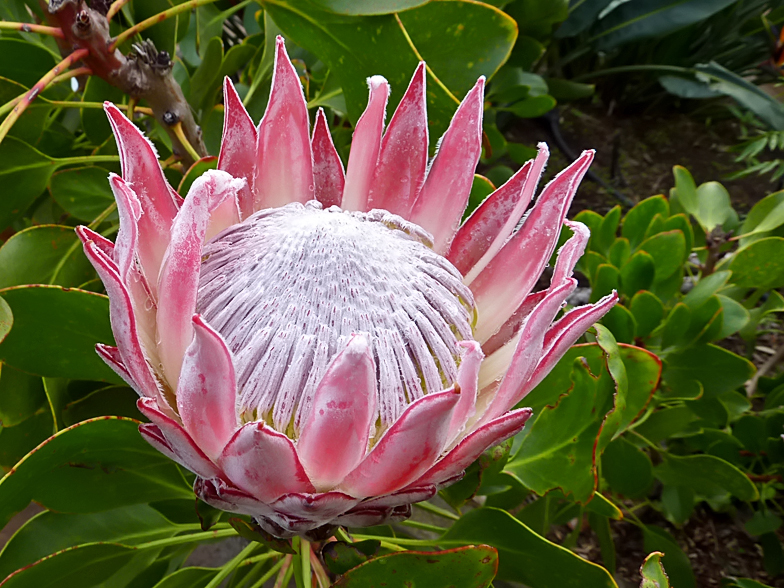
[[78, 37, 617, 539]]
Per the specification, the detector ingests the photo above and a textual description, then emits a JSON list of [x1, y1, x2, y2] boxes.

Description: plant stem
[[413, 501, 459, 521], [240, 552, 281, 567], [248, 558, 287, 588], [203, 541, 259, 588], [0, 21, 64, 37], [349, 534, 438, 548], [106, 0, 131, 21], [110, 0, 220, 50], [399, 520, 447, 533], [310, 550, 330, 588], [0, 48, 89, 145], [273, 555, 293, 588], [299, 538, 312, 588], [32, 100, 154, 116], [133, 526, 236, 550], [57, 154, 121, 166], [172, 121, 201, 163]]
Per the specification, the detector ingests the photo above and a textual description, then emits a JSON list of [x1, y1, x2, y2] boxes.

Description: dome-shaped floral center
[[197, 201, 476, 436]]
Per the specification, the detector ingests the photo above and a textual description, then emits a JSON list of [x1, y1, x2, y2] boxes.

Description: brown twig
[[109, 0, 218, 51], [0, 48, 89, 143], [746, 342, 784, 396]]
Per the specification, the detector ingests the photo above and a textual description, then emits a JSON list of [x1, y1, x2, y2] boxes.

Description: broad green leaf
[[620, 251, 655, 297], [591, 264, 620, 303], [0, 365, 44, 428], [640, 551, 670, 588], [574, 210, 603, 250], [695, 181, 734, 232], [506, 359, 612, 502], [601, 304, 636, 344], [642, 525, 695, 588], [465, 174, 495, 219], [621, 195, 669, 248], [506, 94, 556, 118], [0, 297, 11, 345], [728, 237, 784, 290], [0, 39, 56, 88], [506, 0, 569, 41], [0, 286, 121, 383], [508, 35, 545, 71], [0, 417, 192, 529], [629, 291, 664, 338], [655, 453, 758, 501], [544, 78, 594, 101], [189, 36, 224, 111], [0, 138, 58, 230], [595, 206, 622, 255], [0, 505, 179, 581], [716, 295, 750, 339], [672, 166, 698, 217], [588, 511, 616, 573], [662, 213, 693, 255], [589, 0, 738, 51], [745, 510, 782, 537], [661, 302, 691, 350], [0, 77, 51, 145], [601, 436, 653, 498], [61, 385, 142, 427], [0, 543, 136, 588], [439, 508, 618, 587], [681, 295, 723, 347], [0, 226, 94, 289], [265, 0, 516, 139], [608, 238, 631, 268], [638, 230, 686, 282], [0, 411, 53, 469], [556, 0, 613, 37], [49, 167, 116, 222], [663, 344, 754, 400], [740, 190, 784, 241], [323, 540, 381, 575], [334, 546, 498, 587], [660, 74, 721, 99], [682, 271, 731, 309], [307, 0, 430, 14], [633, 405, 696, 443], [660, 484, 695, 525]]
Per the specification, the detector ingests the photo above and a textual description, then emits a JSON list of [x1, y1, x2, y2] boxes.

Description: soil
[[502, 102, 775, 216]]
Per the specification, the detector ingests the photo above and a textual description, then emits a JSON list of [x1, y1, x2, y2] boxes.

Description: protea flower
[[77, 37, 617, 539]]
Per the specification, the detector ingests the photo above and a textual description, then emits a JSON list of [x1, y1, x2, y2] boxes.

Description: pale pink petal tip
[[176, 314, 238, 461], [410, 76, 485, 253], [311, 108, 345, 208], [297, 335, 377, 490], [219, 77, 256, 220], [253, 36, 314, 211], [341, 75, 390, 212]]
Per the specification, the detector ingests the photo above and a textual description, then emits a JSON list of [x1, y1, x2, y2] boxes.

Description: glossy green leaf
[[601, 436, 653, 498], [544, 78, 594, 101], [439, 508, 618, 587], [608, 238, 630, 268], [672, 165, 698, 218], [601, 305, 636, 344], [61, 385, 143, 427], [682, 271, 730, 309], [507, 95, 557, 117], [728, 238, 784, 290], [663, 344, 754, 400], [589, 0, 738, 51], [49, 167, 116, 222], [655, 453, 758, 501], [740, 190, 784, 240], [323, 540, 381, 574], [0, 505, 179, 581], [661, 484, 695, 525], [620, 251, 655, 297], [681, 295, 723, 347], [661, 302, 691, 350], [662, 214, 693, 255], [591, 264, 620, 303], [695, 181, 735, 232], [0, 225, 94, 289], [334, 546, 497, 587], [0, 543, 137, 588], [638, 230, 686, 282], [0, 296, 11, 346], [465, 174, 495, 219], [640, 551, 670, 588], [308, 0, 430, 14], [642, 525, 695, 588], [0, 39, 56, 88], [556, 0, 613, 37], [0, 417, 191, 528], [0, 138, 57, 230], [506, 358, 612, 503], [0, 286, 120, 383], [633, 405, 696, 443], [508, 35, 545, 71], [587, 511, 616, 573], [266, 0, 517, 139], [716, 295, 750, 339], [629, 291, 664, 338], [745, 510, 782, 537], [594, 206, 621, 255], [189, 36, 224, 111], [621, 195, 669, 248], [506, 0, 569, 41], [0, 365, 44, 428]]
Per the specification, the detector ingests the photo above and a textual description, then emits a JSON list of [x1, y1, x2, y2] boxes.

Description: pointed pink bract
[[219, 77, 257, 219], [311, 108, 345, 208]]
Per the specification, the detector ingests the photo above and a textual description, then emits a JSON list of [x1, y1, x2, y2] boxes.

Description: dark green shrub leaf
[[620, 251, 655, 297], [654, 454, 758, 501], [49, 167, 117, 222], [601, 305, 636, 344], [640, 551, 671, 588], [642, 525, 695, 588], [601, 436, 653, 498], [629, 291, 664, 338], [663, 344, 755, 400], [728, 237, 784, 290], [639, 230, 686, 282], [591, 264, 620, 303], [608, 238, 631, 268], [323, 539, 381, 575], [621, 195, 669, 248]]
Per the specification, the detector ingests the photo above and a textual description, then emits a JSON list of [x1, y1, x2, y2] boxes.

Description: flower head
[[78, 37, 617, 539]]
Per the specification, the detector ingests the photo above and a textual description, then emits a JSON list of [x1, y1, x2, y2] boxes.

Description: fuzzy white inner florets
[[197, 201, 476, 435]]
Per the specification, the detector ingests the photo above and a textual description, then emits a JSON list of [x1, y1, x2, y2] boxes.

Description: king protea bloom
[[77, 37, 617, 539]]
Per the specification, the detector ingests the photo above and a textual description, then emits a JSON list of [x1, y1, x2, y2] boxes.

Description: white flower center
[[197, 201, 475, 435]]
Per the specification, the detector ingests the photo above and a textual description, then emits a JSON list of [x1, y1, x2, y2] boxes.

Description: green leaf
[[0, 365, 44, 428], [0, 418, 191, 529], [132, 0, 191, 56], [608, 238, 631, 268], [266, 0, 517, 139], [508, 35, 545, 71], [740, 190, 784, 241], [633, 405, 696, 443], [728, 237, 784, 290], [663, 344, 754, 400], [601, 305, 636, 344], [672, 166, 698, 217], [506, 358, 612, 503], [307, 0, 430, 14], [621, 195, 669, 249], [682, 271, 731, 310], [0, 543, 137, 588], [660, 74, 721, 99], [439, 508, 618, 587], [0, 225, 94, 289], [81, 77, 125, 146], [695, 181, 735, 232], [745, 510, 782, 537], [661, 484, 695, 525], [49, 167, 117, 222], [655, 453, 759, 501], [506, 0, 569, 40], [638, 230, 686, 282], [642, 525, 695, 588], [662, 214, 693, 255], [629, 291, 664, 338], [506, 94, 557, 118], [465, 174, 495, 219], [716, 295, 750, 339], [151, 568, 218, 588], [544, 78, 594, 101], [189, 36, 224, 112], [0, 286, 121, 383], [333, 546, 497, 587], [620, 251, 655, 297], [0, 505, 179, 581], [323, 540, 381, 575], [0, 39, 56, 88], [0, 296, 11, 346], [587, 511, 616, 573], [602, 436, 653, 498], [661, 302, 691, 350], [591, 264, 620, 303], [640, 551, 670, 588], [589, 0, 738, 51], [0, 138, 58, 230], [61, 385, 143, 427], [594, 206, 622, 255]]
